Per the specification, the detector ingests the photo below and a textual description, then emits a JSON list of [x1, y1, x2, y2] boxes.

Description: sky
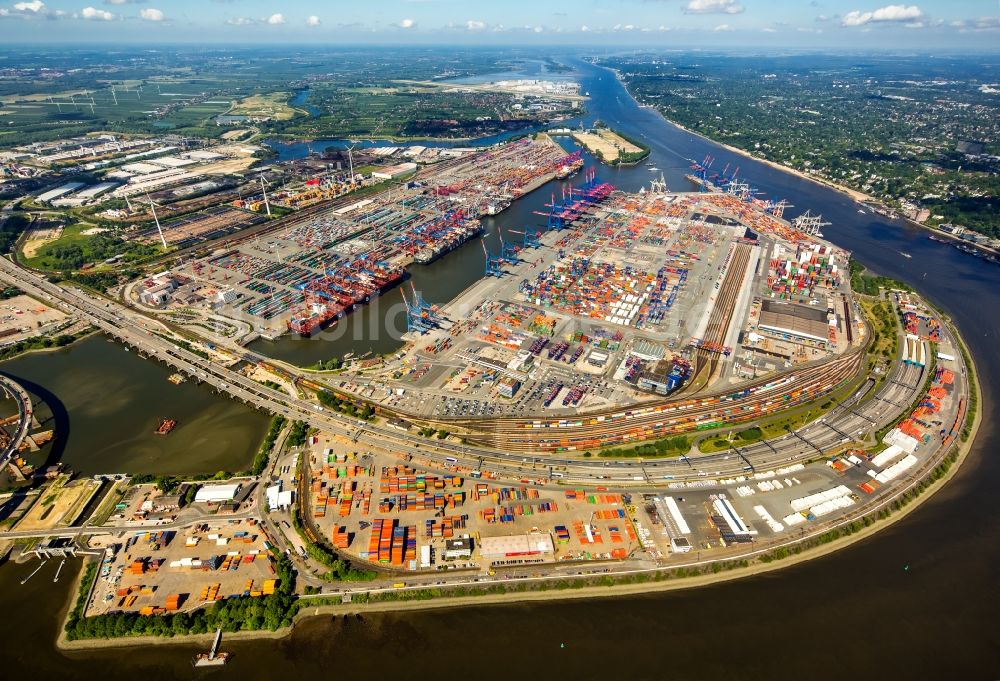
[[0, 0, 997, 49]]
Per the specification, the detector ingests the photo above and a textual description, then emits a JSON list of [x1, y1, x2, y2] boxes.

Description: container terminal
[[143, 136, 582, 338]]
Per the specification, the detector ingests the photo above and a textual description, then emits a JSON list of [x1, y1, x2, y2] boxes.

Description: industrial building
[[756, 300, 833, 347], [372, 162, 417, 180], [37, 182, 84, 204], [443, 536, 473, 560]]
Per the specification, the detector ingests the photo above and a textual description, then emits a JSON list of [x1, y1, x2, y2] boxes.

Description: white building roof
[[479, 533, 554, 558], [194, 483, 241, 503]]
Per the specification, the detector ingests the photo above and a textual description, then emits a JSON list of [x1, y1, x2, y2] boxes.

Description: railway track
[[423, 347, 865, 452], [691, 240, 753, 385]]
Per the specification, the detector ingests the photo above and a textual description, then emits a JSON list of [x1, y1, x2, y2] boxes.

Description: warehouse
[[37, 182, 84, 203], [478, 532, 554, 560], [194, 483, 242, 504], [372, 162, 417, 180], [757, 300, 832, 346]]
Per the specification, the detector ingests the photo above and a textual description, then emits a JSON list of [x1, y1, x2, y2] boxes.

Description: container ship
[[287, 261, 405, 336], [413, 221, 484, 265], [556, 154, 585, 180], [484, 199, 511, 216]]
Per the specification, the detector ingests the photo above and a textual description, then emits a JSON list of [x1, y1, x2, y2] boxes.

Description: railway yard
[[56, 300, 964, 609]]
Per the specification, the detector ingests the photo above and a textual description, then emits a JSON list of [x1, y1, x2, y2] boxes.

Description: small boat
[[193, 628, 229, 667], [155, 418, 177, 435], [648, 166, 660, 172], [900, 252, 912, 259], [167, 373, 185, 385]]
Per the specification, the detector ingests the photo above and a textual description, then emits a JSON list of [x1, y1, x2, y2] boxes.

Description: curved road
[[0, 373, 33, 468]]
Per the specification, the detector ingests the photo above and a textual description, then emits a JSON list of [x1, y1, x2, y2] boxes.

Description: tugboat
[[155, 418, 177, 436], [193, 628, 230, 667]]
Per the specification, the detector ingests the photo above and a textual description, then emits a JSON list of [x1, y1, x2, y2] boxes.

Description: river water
[[1, 58, 997, 678], [0, 335, 270, 476]]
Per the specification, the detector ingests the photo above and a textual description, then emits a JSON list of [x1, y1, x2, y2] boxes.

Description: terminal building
[[756, 300, 834, 349], [443, 536, 473, 560]]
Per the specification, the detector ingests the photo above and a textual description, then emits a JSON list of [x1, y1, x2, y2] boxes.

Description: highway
[[0, 255, 927, 488], [0, 374, 33, 468]]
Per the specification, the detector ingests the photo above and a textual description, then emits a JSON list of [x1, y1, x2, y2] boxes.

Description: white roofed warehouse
[[193, 483, 242, 504]]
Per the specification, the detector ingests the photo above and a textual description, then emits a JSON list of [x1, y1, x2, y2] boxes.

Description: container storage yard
[[303, 435, 663, 571], [86, 519, 278, 617]]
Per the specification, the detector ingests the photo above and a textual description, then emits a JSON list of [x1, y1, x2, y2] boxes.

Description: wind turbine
[[346, 144, 357, 182], [259, 174, 272, 217], [146, 193, 167, 249]]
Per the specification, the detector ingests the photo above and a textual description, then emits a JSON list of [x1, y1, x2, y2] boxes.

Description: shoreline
[[605, 66, 874, 204], [55, 347, 982, 650], [0, 326, 99, 365]]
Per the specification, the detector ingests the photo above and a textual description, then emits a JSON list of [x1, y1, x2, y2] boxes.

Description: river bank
[[0, 325, 98, 364], [607, 66, 1000, 264]]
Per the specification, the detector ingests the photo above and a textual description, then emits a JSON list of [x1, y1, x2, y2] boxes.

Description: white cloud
[[138, 7, 163, 21], [465, 19, 485, 30], [533, 25, 543, 33], [225, 16, 254, 26], [105, 0, 146, 4], [761, 27, 777, 32], [685, 0, 744, 15], [842, 4, 923, 27], [266, 13, 284, 25], [580, 24, 589, 32], [713, 23, 734, 31], [1, 0, 69, 18], [306, 15, 320, 27], [397, 18, 415, 29], [950, 16, 999, 31], [81, 6, 116, 20]]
